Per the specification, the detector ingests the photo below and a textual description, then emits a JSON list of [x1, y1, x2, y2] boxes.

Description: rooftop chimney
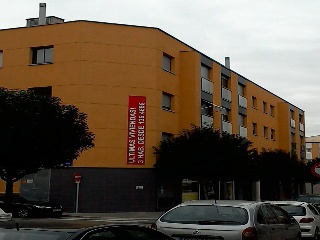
[[225, 57, 230, 69], [39, 3, 46, 25]]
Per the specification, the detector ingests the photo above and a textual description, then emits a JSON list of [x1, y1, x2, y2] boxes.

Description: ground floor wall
[[19, 168, 305, 213], [20, 168, 157, 213]]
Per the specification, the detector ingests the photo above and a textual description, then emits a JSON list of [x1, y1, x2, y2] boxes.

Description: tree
[[0, 88, 95, 206], [153, 125, 255, 204], [258, 149, 305, 199]]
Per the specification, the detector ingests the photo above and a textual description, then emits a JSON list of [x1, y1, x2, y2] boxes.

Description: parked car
[[0, 224, 175, 240], [269, 201, 320, 239], [151, 200, 301, 240], [295, 194, 320, 211], [0, 195, 63, 218], [0, 208, 12, 222]]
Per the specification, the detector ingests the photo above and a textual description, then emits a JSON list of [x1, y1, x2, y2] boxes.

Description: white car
[[151, 200, 301, 240], [269, 201, 320, 239], [0, 207, 12, 221]]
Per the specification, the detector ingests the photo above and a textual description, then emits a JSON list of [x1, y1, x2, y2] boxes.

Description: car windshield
[[277, 205, 306, 216], [160, 205, 248, 225]]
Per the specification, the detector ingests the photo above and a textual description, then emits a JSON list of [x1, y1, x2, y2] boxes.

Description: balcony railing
[[299, 123, 304, 132], [201, 114, 213, 128], [222, 88, 231, 102], [306, 152, 312, 160], [238, 95, 247, 108], [239, 126, 247, 138], [222, 120, 232, 134], [201, 77, 213, 94]]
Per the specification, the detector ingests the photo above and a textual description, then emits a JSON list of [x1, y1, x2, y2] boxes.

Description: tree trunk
[[5, 179, 14, 213]]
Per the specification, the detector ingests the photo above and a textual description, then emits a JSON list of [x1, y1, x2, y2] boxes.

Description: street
[[0, 212, 162, 229]]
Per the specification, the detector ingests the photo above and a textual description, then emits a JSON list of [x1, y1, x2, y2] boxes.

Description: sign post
[[73, 173, 82, 213]]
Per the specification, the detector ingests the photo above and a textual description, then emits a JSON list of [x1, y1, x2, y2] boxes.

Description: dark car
[[0, 195, 63, 218], [0, 224, 174, 240], [295, 194, 320, 211]]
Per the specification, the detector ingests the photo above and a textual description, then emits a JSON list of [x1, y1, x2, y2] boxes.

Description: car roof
[[266, 201, 308, 206], [297, 194, 320, 197], [179, 200, 259, 207]]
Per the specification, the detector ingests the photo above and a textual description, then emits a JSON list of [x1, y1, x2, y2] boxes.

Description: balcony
[[306, 152, 312, 160], [222, 120, 232, 134], [239, 126, 247, 138], [238, 95, 247, 108], [299, 123, 304, 132], [222, 88, 231, 102], [201, 114, 213, 128], [201, 77, 213, 94], [290, 119, 296, 128]]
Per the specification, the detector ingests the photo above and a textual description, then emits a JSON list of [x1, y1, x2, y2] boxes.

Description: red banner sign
[[127, 96, 146, 165]]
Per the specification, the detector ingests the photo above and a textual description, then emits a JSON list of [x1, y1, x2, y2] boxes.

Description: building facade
[[0, 10, 305, 212], [306, 136, 320, 163]]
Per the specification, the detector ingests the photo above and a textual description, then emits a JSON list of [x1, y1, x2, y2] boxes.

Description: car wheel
[[294, 233, 301, 240], [314, 228, 319, 240], [17, 208, 30, 218]]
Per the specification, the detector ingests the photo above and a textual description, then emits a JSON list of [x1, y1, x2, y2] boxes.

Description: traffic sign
[[73, 173, 82, 183], [311, 163, 320, 178]]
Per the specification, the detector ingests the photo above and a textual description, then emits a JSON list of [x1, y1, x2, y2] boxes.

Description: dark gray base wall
[[49, 168, 157, 213]]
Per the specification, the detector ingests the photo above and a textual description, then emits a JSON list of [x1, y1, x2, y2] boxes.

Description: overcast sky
[[1, 0, 319, 137]]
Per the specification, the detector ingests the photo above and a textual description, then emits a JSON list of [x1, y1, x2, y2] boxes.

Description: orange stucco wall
[[0, 21, 305, 184]]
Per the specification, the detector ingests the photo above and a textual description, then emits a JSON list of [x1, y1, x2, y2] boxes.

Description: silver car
[[269, 201, 320, 239], [151, 200, 301, 240]]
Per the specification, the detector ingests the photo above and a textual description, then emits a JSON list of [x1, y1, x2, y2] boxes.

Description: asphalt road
[[0, 212, 162, 229]]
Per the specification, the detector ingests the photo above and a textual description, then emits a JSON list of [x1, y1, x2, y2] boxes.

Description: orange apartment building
[[0, 5, 305, 212], [306, 136, 320, 163]]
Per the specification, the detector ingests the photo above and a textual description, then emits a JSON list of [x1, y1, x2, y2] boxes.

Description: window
[[222, 109, 230, 122], [290, 110, 295, 119], [28, 86, 52, 97], [162, 132, 173, 142], [261, 205, 279, 224], [0, 50, 3, 68], [201, 64, 210, 79], [238, 84, 245, 96], [299, 114, 304, 123], [252, 96, 257, 109], [268, 205, 292, 224], [162, 92, 172, 110], [270, 105, 275, 116], [238, 114, 245, 126], [252, 122, 257, 135], [31, 46, 53, 64], [263, 101, 267, 113], [271, 129, 275, 140], [201, 100, 213, 116], [221, 75, 229, 89], [162, 54, 172, 72], [263, 126, 268, 138]]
